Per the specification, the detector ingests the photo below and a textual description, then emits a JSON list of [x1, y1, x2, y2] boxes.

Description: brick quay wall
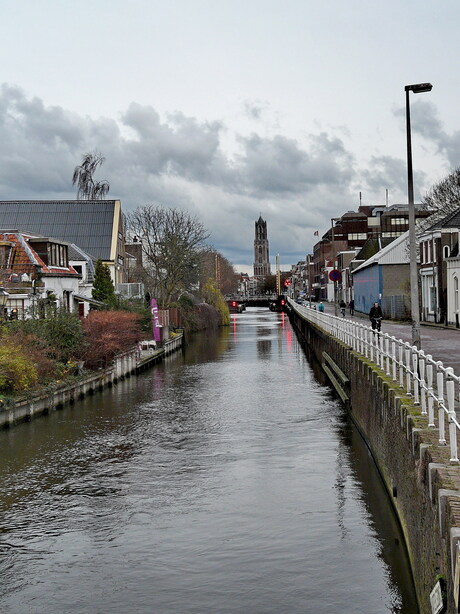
[[0, 334, 183, 430], [288, 307, 460, 614]]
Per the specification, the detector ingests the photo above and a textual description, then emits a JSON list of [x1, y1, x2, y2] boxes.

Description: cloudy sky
[[1, 0, 459, 272]]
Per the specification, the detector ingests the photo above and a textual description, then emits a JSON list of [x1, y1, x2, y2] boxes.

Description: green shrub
[[201, 279, 230, 326], [8, 308, 85, 363], [0, 344, 38, 391]]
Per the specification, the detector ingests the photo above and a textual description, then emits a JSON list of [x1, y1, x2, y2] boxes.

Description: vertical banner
[[150, 298, 161, 342]]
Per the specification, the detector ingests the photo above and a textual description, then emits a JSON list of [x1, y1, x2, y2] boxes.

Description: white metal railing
[[288, 298, 460, 463]]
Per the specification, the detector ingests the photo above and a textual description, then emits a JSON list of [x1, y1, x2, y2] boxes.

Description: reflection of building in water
[[257, 328, 273, 358], [257, 339, 272, 358], [253, 216, 271, 277]]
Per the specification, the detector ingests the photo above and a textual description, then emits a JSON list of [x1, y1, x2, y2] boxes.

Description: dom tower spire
[[253, 215, 271, 277]]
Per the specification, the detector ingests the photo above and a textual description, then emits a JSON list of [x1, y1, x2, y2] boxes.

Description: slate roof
[[425, 206, 460, 231], [354, 237, 395, 262], [0, 201, 119, 261]]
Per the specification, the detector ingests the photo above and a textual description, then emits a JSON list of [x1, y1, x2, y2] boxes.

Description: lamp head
[[405, 83, 433, 93], [0, 287, 10, 307]]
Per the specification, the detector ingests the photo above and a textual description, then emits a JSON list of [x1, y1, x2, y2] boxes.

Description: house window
[[455, 277, 459, 313], [7, 298, 24, 320], [347, 233, 367, 240], [0, 244, 12, 267], [444, 245, 450, 259], [427, 241, 431, 263], [390, 217, 407, 225], [430, 286, 437, 312]]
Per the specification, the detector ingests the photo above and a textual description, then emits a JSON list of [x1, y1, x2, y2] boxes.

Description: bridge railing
[[288, 298, 460, 464]]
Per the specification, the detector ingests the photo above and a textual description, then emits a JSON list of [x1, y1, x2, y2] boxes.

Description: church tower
[[253, 216, 271, 277]]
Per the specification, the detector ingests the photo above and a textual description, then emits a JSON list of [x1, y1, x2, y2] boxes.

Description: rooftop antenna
[[359, 192, 362, 208]]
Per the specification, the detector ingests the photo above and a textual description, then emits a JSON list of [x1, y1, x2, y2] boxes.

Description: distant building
[[253, 216, 271, 277]]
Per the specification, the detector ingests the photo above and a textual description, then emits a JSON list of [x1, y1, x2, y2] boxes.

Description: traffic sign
[[329, 269, 342, 282]]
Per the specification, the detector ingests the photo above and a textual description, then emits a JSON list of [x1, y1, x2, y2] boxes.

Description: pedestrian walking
[[318, 301, 325, 312], [369, 302, 383, 332], [340, 300, 346, 317], [349, 299, 354, 316]]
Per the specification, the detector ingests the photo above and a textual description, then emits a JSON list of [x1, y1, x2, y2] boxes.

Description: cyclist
[[369, 302, 383, 332]]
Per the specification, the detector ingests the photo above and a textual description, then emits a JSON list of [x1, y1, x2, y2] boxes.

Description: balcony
[[0, 272, 44, 295]]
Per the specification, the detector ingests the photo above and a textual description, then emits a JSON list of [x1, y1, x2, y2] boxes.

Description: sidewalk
[[319, 301, 460, 375]]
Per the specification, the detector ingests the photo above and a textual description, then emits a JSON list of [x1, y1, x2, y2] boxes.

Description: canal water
[[0, 307, 418, 613]]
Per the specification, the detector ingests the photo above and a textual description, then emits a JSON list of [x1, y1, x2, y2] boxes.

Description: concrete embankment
[[0, 334, 183, 430], [288, 308, 460, 614]]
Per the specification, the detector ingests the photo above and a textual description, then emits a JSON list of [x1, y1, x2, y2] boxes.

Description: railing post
[[391, 338, 397, 381], [405, 342, 412, 396], [399, 340, 404, 388], [437, 362, 446, 445], [412, 348, 419, 405], [426, 355, 435, 427], [446, 367, 459, 463], [385, 334, 390, 375], [379, 332, 385, 370], [419, 351, 426, 415]]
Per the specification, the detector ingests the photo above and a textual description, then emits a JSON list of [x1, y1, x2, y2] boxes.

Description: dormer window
[[0, 242, 12, 267], [48, 243, 68, 267]]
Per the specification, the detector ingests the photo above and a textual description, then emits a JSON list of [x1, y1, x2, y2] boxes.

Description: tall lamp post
[[405, 82, 433, 349]]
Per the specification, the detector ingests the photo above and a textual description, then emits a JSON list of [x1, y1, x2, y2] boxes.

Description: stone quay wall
[[289, 308, 460, 614], [0, 334, 183, 430]]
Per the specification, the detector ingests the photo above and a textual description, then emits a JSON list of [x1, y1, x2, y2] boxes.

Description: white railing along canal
[[289, 298, 460, 464]]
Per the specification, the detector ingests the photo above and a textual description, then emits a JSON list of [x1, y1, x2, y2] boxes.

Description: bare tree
[[199, 248, 238, 295], [127, 205, 210, 307], [72, 152, 110, 200], [421, 167, 460, 229]]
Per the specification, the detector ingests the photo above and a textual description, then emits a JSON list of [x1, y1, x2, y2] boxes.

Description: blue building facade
[[353, 264, 382, 315]]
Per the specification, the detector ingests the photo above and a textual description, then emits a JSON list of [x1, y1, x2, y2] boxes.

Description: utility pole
[[405, 82, 432, 349], [276, 254, 281, 296]]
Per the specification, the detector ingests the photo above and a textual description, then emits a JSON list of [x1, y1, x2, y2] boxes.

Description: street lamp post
[[405, 82, 433, 349]]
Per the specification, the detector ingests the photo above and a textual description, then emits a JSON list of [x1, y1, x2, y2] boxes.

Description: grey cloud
[[361, 155, 428, 203], [0, 84, 360, 264], [394, 100, 460, 171], [361, 155, 408, 195], [237, 132, 355, 197], [120, 103, 232, 186], [243, 100, 267, 120]]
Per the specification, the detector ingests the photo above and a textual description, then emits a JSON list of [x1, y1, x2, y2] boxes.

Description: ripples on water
[[0, 308, 418, 613]]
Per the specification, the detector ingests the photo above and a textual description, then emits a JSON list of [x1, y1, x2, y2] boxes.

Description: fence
[[381, 295, 410, 320], [288, 298, 460, 464]]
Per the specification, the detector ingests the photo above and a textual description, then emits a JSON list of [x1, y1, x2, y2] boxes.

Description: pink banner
[[150, 298, 161, 342]]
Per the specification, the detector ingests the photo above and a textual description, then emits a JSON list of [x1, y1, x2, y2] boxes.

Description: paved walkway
[[317, 302, 460, 375]]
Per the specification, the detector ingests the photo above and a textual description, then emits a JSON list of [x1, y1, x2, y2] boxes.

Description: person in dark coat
[[349, 299, 354, 316], [369, 302, 383, 331], [339, 300, 346, 317]]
